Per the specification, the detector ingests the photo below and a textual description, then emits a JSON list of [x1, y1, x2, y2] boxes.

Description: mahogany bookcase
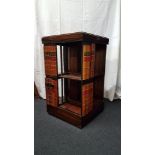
[[42, 32, 109, 128]]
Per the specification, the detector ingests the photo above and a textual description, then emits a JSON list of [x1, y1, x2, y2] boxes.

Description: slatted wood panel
[[82, 44, 95, 80], [44, 45, 57, 76], [82, 82, 94, 116], [45, 78, 58, 107]]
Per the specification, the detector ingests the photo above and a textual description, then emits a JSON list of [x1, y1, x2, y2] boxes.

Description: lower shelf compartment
[[47, 101, 104, 128], [59, 103, 81, 116]]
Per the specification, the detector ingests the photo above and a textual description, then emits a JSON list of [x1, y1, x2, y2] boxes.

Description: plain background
[[0, 0, 155, 155]]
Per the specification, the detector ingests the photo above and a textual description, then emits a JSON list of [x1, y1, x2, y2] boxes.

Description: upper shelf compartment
[[42, 32, 109, 80], [57, 44, 82, 78]]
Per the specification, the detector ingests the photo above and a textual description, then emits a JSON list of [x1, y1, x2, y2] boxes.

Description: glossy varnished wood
[[42, 32, 109, 45], [42, 32, 109, 128]]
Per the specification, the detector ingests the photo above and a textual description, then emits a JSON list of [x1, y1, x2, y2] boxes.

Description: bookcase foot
[[81, 102, 104, 128]]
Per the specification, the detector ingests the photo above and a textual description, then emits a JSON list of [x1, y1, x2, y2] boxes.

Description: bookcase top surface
[[42, 32, 109, 45]]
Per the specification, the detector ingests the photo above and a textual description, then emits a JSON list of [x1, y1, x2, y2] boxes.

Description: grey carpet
[[34, 98, 121, 155]]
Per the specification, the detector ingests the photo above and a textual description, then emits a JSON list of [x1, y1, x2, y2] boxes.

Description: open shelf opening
[[57, 44, 82, 80], [58, 78, 82, 115]]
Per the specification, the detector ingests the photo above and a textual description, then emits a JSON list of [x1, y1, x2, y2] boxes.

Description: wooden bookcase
[[42, 32, 109, 128]]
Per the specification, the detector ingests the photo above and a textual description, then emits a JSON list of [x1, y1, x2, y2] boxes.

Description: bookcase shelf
[[42, 32, 109, 128], [59, 103, 81, 116], [59, 73, 81, 81]]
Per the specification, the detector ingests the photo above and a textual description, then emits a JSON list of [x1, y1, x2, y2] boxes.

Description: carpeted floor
[[34, 98, 121, 155]]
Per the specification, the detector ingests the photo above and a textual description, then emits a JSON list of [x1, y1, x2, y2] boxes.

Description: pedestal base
[[47, 102, 104, 128]]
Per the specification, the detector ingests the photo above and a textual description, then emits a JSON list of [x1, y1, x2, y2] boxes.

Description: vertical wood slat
[[68, 47, 70, 72], [63, 46, 68, 73], [60, 45, 63, 104], [81, 43, 83, 116], [92, 43, 95, 109], [63, 46, 68, 102], [56, 45, 59, 105]]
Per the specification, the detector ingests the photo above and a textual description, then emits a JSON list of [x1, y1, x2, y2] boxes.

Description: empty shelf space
[[67, 98, 81, 107], [60, 73, 82, 80], [59, 103, 81, 116]]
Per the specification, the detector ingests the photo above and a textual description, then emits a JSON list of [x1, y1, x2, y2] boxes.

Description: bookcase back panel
[[68, 45, 82, 74], [45, 78, 58, 107], [44, 45, 57, 76], [67, 80, 81, 103]]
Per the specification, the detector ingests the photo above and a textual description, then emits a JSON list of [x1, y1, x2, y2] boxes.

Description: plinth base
[[47, 102, 104, 128]]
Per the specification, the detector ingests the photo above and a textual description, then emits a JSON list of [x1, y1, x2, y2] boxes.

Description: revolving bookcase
[[42, 32, 109, 128]]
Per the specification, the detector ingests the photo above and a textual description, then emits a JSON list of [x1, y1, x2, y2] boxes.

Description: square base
[[47, 102, 104, 128]]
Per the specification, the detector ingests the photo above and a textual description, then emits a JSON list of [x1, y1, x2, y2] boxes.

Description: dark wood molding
[[42, 32, 109, 45]]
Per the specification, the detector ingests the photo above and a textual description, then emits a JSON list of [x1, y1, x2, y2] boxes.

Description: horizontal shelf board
[[60, 73, 82, 81], [46, 74, 104, 81], [58, 98, 81, 106], [59, 103, 81, 116]]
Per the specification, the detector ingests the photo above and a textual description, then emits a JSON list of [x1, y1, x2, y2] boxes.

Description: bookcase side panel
[[94, 44, 106, 76], [94, 44, 107, 101]]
